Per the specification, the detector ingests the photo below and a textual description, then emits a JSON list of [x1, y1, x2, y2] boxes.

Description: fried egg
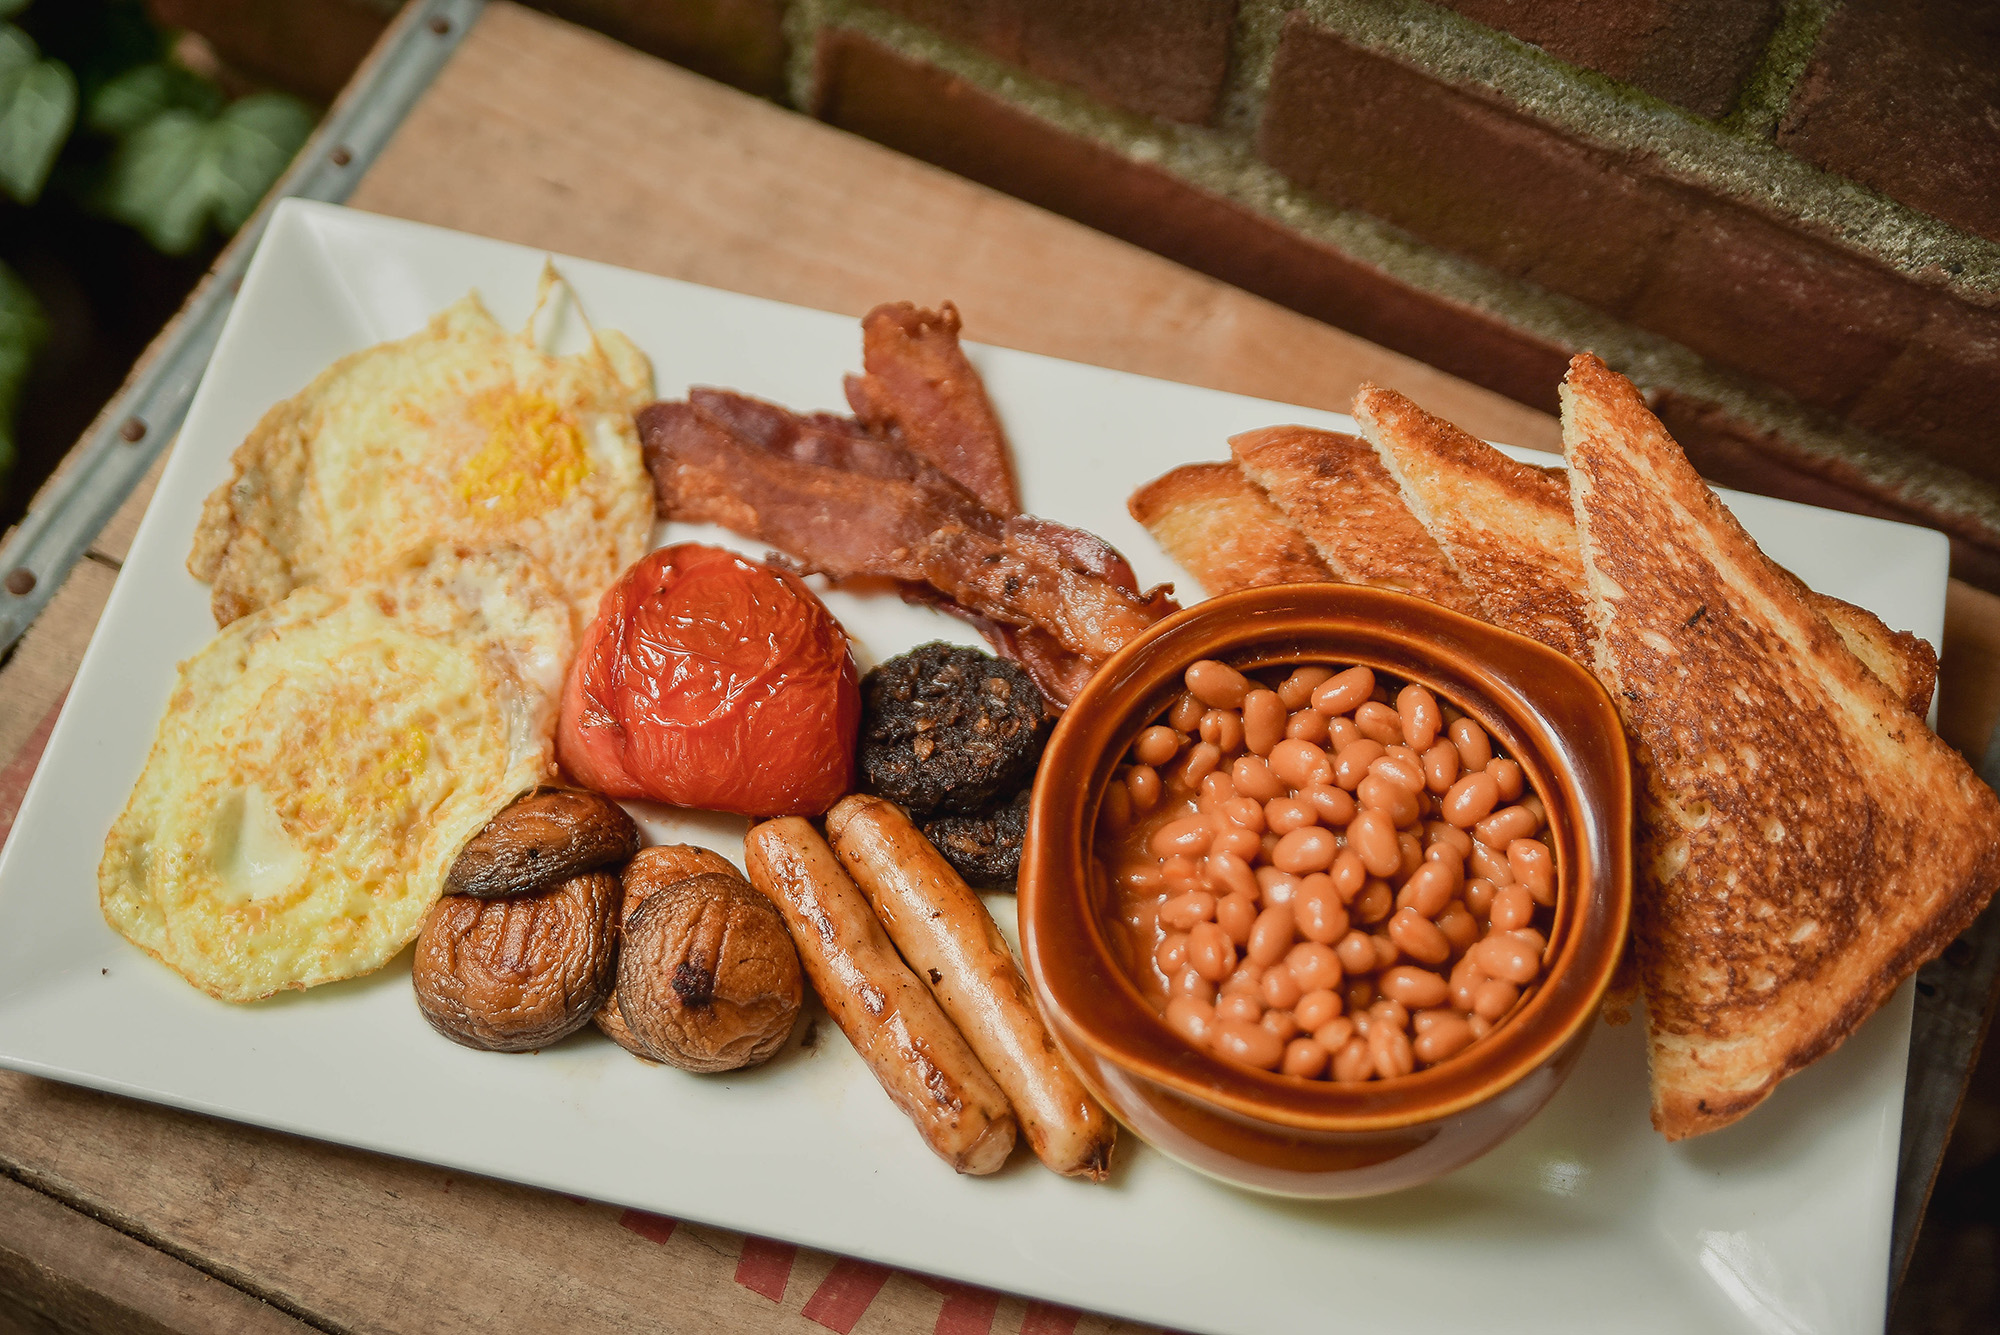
[[101, 546, 572, 1002], [187, 272, 655, 633]]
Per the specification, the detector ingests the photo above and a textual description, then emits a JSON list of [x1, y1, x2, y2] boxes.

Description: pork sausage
[[825, 795, 1116, 1180], [743, 818, 1017, 1174]]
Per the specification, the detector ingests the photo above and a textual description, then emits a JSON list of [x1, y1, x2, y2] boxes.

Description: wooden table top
[[3, 6, 1997, 1333]]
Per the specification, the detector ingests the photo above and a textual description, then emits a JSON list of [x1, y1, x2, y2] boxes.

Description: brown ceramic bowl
[[1020, 583, 1631, 1197]]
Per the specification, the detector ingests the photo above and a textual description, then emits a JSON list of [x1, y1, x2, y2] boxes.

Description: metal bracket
[[0, 0, 488, 655]]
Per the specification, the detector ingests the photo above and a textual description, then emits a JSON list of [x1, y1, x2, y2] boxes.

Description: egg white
[[189, 285, 655, 635], [100, 546, 571, 1002]]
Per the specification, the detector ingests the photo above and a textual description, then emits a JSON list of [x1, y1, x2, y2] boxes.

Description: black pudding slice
[[924, 790, 1031, 890], [858, 643, 1048, 815]]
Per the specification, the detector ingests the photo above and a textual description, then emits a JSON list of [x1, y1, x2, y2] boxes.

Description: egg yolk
[[286, 696, 435, 849], [455, 389, 591, 519]]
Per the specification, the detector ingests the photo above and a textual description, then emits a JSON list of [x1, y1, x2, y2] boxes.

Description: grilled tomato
[[558, 544, 859, 816]]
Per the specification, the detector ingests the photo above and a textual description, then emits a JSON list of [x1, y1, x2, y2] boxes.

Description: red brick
[[1257, 14, 1680, 314], [1627, 198, 1925, 417], [1778, 0, 2000, 245], [868, 0, 1238, 124], [1436, 0, 1780, 119], [810, 27, 1572, 411], [535, 0, 788, 99], [806, 28, 2000, 588], [1849, 298, 2000, 487], [1654, 390, 1931, 525], [1654, 390, 2000, 586]]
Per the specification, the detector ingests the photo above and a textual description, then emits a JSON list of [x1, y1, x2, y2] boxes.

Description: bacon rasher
[[844, 302, 1021, 517], [638, 399, 1171, 680]]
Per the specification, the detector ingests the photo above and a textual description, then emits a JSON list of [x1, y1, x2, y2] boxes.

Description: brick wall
[[159, 0, 2000, 588]]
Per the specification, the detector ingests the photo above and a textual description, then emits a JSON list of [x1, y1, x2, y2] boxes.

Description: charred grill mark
[[897, 1030, 965, 1116], [922, 1061, 962, 1115], [1685, 603, 1708, 628], [671, 961, 715, 1008]]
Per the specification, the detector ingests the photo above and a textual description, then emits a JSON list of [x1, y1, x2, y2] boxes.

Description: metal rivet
[[330, 145, 353, 167], [119, 416, 146, 442], [430, 16, 451, 35], [4, 569, 35, 596]]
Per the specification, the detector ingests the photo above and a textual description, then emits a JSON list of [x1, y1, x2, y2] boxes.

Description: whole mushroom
[[443, 788, 639, 898], [594, 844, 741, 1060], [615, 870, 803, 1073], [413, 870, 622, 1052]]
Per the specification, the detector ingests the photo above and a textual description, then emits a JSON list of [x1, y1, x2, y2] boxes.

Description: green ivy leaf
[[87, 59, 222, 136], [206, 93, 314, 232], [0, 259, 48, 483], [99, 107, 206, 253], [99, 90, 313, 254], [0, 23, 77, 204]]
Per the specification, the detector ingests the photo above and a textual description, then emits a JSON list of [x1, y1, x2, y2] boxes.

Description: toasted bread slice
[[1806, 594, 1938, 718], [1127, 462, 1333, 597], [1231, 426, 1484, 615], [1354, 385, 1594, 661], [1561, 352, 2000, 1140], [1353, 385, 1938, 716]]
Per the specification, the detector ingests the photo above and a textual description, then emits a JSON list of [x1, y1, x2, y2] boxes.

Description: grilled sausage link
[[826, 795, 1117, 1180], [744, 818, 1017, 1174]]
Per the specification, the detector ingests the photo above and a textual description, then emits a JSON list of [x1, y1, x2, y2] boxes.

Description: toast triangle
[[1230, 426, 1484, 615], [1561, 352, 2000, 1139], [1354, 386, 1936, 715], [1354, 385, 1597, 661], [1127, 462, 1332, 596]]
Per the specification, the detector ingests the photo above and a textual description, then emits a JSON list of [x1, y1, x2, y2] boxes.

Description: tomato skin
[[558, 544, 859, 816]]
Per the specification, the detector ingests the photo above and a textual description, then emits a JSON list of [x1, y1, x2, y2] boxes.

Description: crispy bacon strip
[[977, 623, 1100, 707], [845, 302, 1021, 516], [682, 391, 1131, 702], [662, 389, 1172, 703], [688, 388, 871, 457], [641, 401, 1165, 663], [887, 505, 1173, 700], [688, 388, 998, 534]]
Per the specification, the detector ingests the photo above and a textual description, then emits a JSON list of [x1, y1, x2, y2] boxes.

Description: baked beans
[[1242, 689, 1287, 755], [1099, 659, 1556, 1082]]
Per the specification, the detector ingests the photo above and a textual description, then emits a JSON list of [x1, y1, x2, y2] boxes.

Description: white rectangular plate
[[0, 201, 1945, 1335]]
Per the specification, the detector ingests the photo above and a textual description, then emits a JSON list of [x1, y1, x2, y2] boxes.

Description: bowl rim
[[1019, 582, 1633, 1134]]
